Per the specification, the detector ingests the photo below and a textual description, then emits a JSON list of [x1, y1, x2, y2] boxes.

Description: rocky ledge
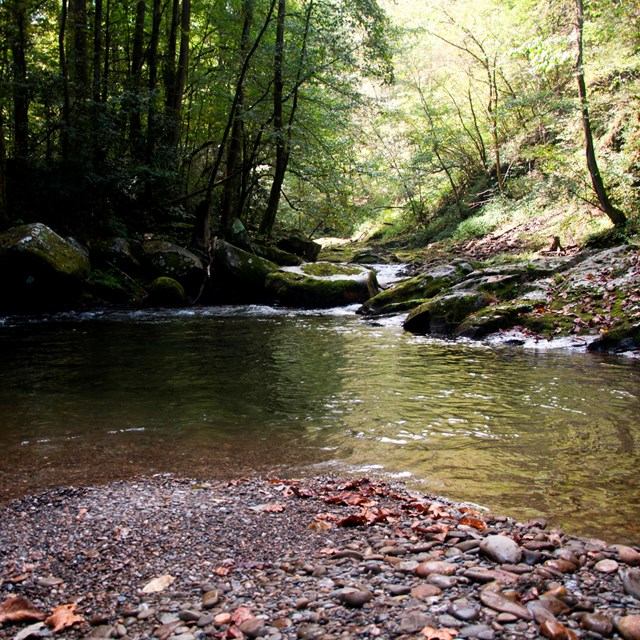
[[1, 476, 639, 640]]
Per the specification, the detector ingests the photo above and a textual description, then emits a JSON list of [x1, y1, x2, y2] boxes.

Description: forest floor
[[1, 475, 640, 640]]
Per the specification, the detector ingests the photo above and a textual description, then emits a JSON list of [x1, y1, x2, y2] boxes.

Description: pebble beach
[[1, 475, 640, 640]]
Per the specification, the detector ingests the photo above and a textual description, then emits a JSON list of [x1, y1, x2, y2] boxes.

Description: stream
[[1, 303, 639, 544]]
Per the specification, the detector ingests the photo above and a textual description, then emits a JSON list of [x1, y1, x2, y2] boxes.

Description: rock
[[613, 545, 640, 566], [358, 265, 461, 316], [458, 624, 495, 639], [210, 240, 279, 302], [403, 292, 495, 335], [399, 611, 437, 634], [254, 244, 304, 267], [410, 584, 442, 599], [147, 277, 187, 307], [479, 589, 530, 620], [90, 237, 143, 277], [266, 263, 379, 308], [276, 236, 321, 262], [335, 587, 373, 608], [238, 617, 268, 637], [617, 615, 640, 640], [595, 558, 619, 573], [479, 535, 522, 565], [543, 558, 577, 574], [415, 560, 458, 577], [580, 613, 613, 636], [539, 619, 578, 640], [141, 239, 204, 295], [448, 599, 480, 622], [622, 568, 640, 600], [0, 222, 91, 311], [202, 590, 220, 609]]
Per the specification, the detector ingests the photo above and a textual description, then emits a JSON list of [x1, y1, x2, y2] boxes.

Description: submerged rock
[[0, 222, 90, 311], [266, 262, 379, 308]]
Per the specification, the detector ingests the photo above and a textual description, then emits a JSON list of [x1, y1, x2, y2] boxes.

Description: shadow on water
[[1, 307, 639, 543]]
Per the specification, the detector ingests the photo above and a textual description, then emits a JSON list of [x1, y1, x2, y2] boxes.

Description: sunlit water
[[1, 304, 639, 543]]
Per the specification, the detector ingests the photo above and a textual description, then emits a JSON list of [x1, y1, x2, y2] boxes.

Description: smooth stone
[[623, 569, 640, 600], [428, 574, 457, 589], [178, 610, 201, 622], [527, 601, 557, 625], [335, 588, 373, 608], [137, 608, 156, 620], [84, 626, 114, 638], [416, 560, 457, 577], [580, 613, 613, 636], [617, 615, 640, 640], [449, 600, 480, 622], [296, 624, 325, 640], [613, 545, 640, 566], [459, 624, 495, 639], [410, 583, 442, 599], [595, 559, 619, 573], [479, 535, 522, 565], [202, 590, 220, 608], [479, 590, 530, 620], [388, 584, 412, 596], [399, 612, 437, 634], [544, 559, 577, 574], [238, 618, 267, 638], [538, 595, 571, 616], [540, 620, 578, 640]]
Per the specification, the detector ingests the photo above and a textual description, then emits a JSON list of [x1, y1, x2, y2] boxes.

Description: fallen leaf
[[141, 574, 176, 593], [459, 515, 488, 531], [13, 621, 48, 640], [428, 503, 450, 519], [0, 596, 46, 625], [308, 520, 333, 533], [45, 603, 84, 633], [422, 625, 458, 639]]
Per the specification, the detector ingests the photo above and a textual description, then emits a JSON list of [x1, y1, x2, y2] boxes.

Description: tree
[[574, 0, 626, 226]]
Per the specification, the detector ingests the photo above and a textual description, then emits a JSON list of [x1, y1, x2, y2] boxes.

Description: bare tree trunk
[[60, 0, 71, 160], [9, 0, 29, 160], [146, 0, 161, 162], [0, 111, 9, 230], [129, 0, 146, 158], [575, 0, 626, 226], [165, 0, 190, 149]]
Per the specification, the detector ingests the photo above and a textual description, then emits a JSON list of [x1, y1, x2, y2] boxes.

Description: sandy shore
[[1, 475, 640, 640]]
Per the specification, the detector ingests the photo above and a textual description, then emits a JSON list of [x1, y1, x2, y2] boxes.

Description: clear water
[[1, 306, 639, 544]]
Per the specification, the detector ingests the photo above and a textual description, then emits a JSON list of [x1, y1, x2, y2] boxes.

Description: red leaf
[[45, 604, 84, 633], [0, 596, 46, 625]]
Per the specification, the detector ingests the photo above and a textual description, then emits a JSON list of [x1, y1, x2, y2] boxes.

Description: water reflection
[[0, 309, 639, 543]]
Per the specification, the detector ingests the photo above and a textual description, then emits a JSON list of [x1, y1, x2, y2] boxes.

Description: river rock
[[613, 545, 640, 566], [410, 583, 442, 599], [622, 568, 640, 600], [595, 558, 619, 573], [335, 587, 373, 608], [540, 619, 578, 640], [276, 236, 321, 262], [580, 613, 613, 636], [617, 615, 640, 640], [0, 222, 91, 311], [266, 263, 379, 308], [479, 589, 530, 620], [147, 276, 187, 307], [479, 535, 522, 565], [141, 239, 204, 295], [415, 560, 458, 577], [90, 236, 143, 277]]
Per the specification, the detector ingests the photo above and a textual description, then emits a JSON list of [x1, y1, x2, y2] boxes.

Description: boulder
[[90, 237, 143, 278], [587, 323, 640, 354], [266, 262, 379, 308], [0, 222, 90, 310], [277, 235, 321, 262], [210, 239, 279, 302], [359, 265, 461, 316], [403, 291, 494, 335], [455, 300, 545, 339], [141, 239, 205, 296], [147, 276, 187, 307], [254, 244, 304, 267]]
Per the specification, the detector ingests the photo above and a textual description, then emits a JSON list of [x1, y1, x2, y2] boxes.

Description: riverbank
[[1, 476, 640, 640]]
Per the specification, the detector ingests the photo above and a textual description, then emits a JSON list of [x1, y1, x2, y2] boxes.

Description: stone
[[415, 560, 458, 577], [543, 558, 577, 574], [540, 620, 578, 640], [617, 616, 640, 640], [479, 535, 522, 565], [580, 613, 613, 636], [238, 618, 268, 638], [0, 222, 91, 311], [613, 545, 640, 566], [399, 612, 436, 634], [266, 263, 379, 308], [335, 588, 373, 608], [141, 239, 204, 295], [147, 276, 187, 307], [595, 559, 619, 573], [202, 590, 220, 609], [276, 236, 321, 262], [448, 599, 480, 622], [410, 584, 442, 599], [458, 624, 495, 639], [479, 589, 530, 620], [622, 568, 640, 600]]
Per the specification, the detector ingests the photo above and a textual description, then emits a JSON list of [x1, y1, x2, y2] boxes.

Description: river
[[1, 304, 639, 544]]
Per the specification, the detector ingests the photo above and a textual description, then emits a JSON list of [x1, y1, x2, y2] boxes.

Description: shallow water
[[1, 305, 639, 543]]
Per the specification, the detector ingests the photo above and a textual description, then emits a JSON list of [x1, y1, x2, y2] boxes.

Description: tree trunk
[[146, 0, 162, 162], [259, 0, 287, 238], [9, 0, 29, 160], [165, 0, 190, 149], [129, 0, 146, 158], [219, 0, 254, 235], [0, 111, 9, 230], [60, 0, 71, 160], [575, 0, 626, 226]]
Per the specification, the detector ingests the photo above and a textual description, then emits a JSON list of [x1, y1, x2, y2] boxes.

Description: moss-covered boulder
[[359, 265, 461, 316], [587, 323, 640, 354], [277, 235, 321, 262], [90, 237, 143, 278], [147, 276, 187, 307], [455, 299, 546, 339], [266, 262, 379, 308], [85, 267, 145, 305], [254, 244, 304, 267], [403, 292, 495, 335], [141, 240, 204, 295], [0, 222, 91, 311], [209, 240, 280, 302]]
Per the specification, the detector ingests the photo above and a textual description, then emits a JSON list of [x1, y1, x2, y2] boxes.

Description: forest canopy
[[0, 0, 637, 247]]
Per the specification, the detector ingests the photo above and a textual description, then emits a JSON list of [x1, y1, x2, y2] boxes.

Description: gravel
[[1, 475, 639, 640]]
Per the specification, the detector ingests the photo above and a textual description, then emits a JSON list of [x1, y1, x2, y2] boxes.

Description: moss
[[147, 276, 187, 307], [456, 300, 541, 338], [300, 262, 363, 277], [85, 268, 144, 304]]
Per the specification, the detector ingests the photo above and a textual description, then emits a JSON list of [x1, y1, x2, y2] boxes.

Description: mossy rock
[[0, 222, 91, 311], [276, 236, 321, 262], [209, 240, 279, 302], [141, 240, 204, 295], [403, 292, 495, 335], [588, 323, 640, 353], [85, 268, 144, 305], [265, 262, 378, 308], [254, 244, 304, 267], [360, 265, 461, 316], [90, 237, 143, 278], [455, 300, 544, 339], [147, 276, 187, 307]]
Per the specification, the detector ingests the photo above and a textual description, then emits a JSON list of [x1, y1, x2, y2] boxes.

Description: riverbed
[[0, 305, 638, 543]]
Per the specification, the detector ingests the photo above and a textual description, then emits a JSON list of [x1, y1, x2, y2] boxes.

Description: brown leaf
[[45, 603, 84, 633], [308, 520, 333, 533], [142, 574, 175, 593], [0, 596, 46, 625], [428, 503, 451, 519], [459, 515, 488, 531]]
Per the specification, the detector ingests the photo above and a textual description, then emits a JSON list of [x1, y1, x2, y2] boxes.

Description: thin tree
[[574, 0, 626, 226]]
